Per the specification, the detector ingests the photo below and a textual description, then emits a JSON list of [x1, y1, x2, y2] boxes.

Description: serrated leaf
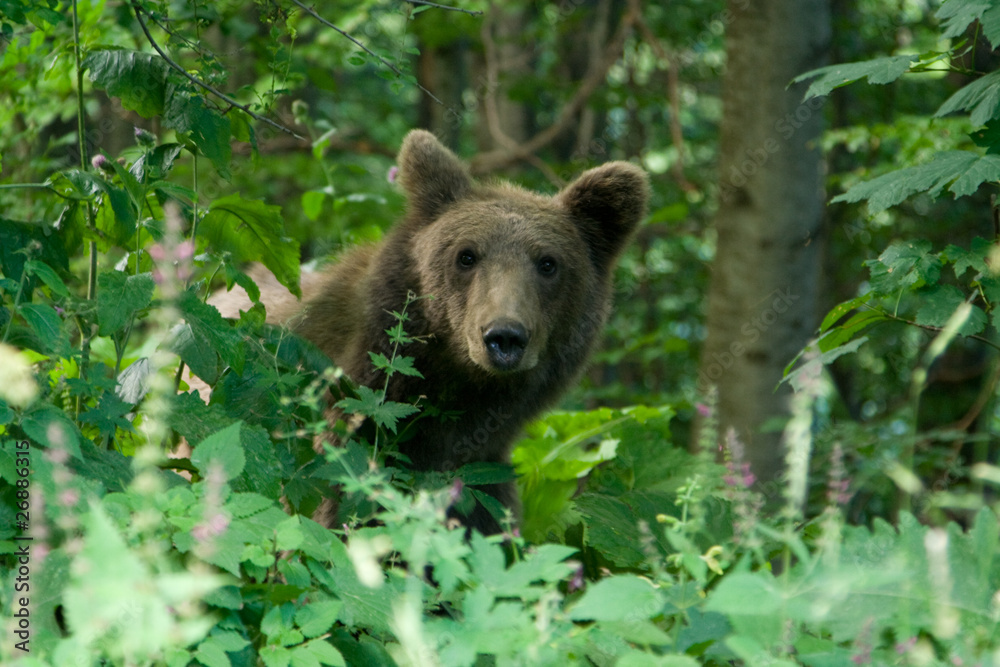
[[295, 600, 343, 638], [915, 284, 986, 335], [191, 421, 246, 481], [936, 1, 1000, 45], [302, 639, 345, 667], [944, 238, 993, 277], [225, 492, 276, 518], [939, 68, 1000, 126], [96, 271, 155, 336], [164, 93, 233, 178], [334, 386, 418, 433], [194, 640, 232, 667], [177, 289, 245, 374], [166, 322, 220, 384], [200, 194, 300, 298], [794, 55, 916, 100], [568, 575, 665, 622], [368, 351, 423, 378], [832, 151, 986, 214], [83, 49, 169, 117], [21, 404, 83, 459]]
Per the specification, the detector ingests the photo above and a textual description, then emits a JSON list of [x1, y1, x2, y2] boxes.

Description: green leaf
[[193, 640, 232, 667], [831, 151, 996, 214], [866, 239, 941, 294], [191, 421, 246, 481], [783, 337, 868, 393], [83, 49, 168, 117], [568, 575, 665, 622], [818, 294, 874, 333], [915, 284, 987, 335], [200, 194, 300, 298], [793, 55, 917, 100], [225, 492, 276, 518], [936, 1, 1000, 48], [944, 238, 993, 277], [96, 271, 155, 336], [79, 391, 135, 441], [334, 386, 418, 433], [301, 190, 326, 222], [368, 351, 423, 378], [816, 310, 886, 353], [24, 259, 70, 297], [21, 404, 83, 459], [295, 600, 343, 638], [18, 302, 65, 353], [937, 69, 1000, 126], [167, 322, 221, 385], [165, 93, 233, 178], [301, 639, 346, 667], [177, 288, 246, 375]]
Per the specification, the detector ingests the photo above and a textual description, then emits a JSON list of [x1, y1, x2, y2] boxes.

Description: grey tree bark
[[699, 0, 831, 487]]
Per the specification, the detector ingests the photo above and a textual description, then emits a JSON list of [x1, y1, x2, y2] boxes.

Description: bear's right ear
[[558, 161, 649, 272], [397, 130, 473, 221]]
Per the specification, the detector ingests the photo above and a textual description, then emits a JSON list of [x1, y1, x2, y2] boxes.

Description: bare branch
[[469, 3, 639, 175], [288, 0, 446, 107], [131, 2, 305, 141], [406, 0, 483, 16]]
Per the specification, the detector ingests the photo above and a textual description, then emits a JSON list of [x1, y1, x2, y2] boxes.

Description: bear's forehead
[[435, 199, 579, 243]]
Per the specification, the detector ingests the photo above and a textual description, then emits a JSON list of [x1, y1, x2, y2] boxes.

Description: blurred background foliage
[[1, 0, 998, 523]]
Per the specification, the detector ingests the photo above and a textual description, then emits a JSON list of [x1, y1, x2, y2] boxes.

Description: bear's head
[[397, 130, 648, 376]]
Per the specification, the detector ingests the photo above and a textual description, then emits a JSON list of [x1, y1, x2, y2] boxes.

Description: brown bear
[[213, 130, 648, 533]]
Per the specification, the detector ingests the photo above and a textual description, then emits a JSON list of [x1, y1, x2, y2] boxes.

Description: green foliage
[[2, 0, 1000, 665]]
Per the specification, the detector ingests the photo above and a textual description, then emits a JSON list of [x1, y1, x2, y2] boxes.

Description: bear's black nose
[[483, 322, 529, 371]]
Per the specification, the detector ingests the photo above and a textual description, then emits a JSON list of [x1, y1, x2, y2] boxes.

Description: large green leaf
[[176, 288, 246, 374], [83, 49, 169, 117], [936, 69, 1000, 126], [96, 271, 155, 336], [164, 91, 233, 179], [832, 151, 1000, 214], [914, 284, 987, 335], [199, 194, 301, 298], [936, 0, 1000, 48], [793, 55, 917, 100], [190, 421, 246, 481], [568, 575, 665, 622]]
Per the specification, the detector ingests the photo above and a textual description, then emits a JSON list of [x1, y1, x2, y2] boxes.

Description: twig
[[469, 2, 638, 175], [406, 0, 483, 16], [480, 5, 564, 185], [289, 0, 446, 107], [629, 0, 695, 192], [131, 2, 305, 141]]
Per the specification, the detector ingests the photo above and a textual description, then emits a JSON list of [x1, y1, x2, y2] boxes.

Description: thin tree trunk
[[700, 0, 830, 488]]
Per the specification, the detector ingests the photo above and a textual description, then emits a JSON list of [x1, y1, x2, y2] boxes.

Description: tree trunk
[[699, 0, 830, 487]]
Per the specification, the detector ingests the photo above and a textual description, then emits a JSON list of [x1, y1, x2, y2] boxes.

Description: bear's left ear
[[397, 129, 473, 222], [558, 162, 649, 271]]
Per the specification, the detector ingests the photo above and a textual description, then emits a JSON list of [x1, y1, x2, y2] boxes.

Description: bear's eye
[[457, 249, 477, 269], [537, 256, 558, 277]]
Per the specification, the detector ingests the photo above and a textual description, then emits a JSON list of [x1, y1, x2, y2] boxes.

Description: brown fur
[[212, 130, 648, 533]]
